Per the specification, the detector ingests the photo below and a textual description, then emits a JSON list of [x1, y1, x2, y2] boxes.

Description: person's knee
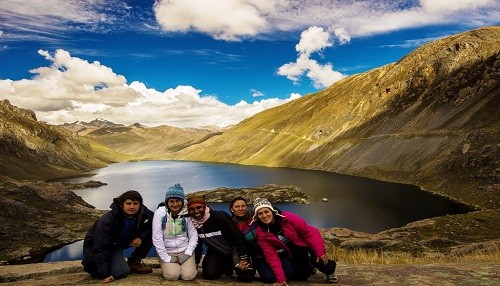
[[112, 267, 130, 279], [181, 270, 197, 281], [112, 262, 130, 279], [163, 273, 180, 280], [202, 270, 221, 280]]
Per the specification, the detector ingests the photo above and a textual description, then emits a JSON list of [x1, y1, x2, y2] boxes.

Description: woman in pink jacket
[[252, 198, 337, 285]]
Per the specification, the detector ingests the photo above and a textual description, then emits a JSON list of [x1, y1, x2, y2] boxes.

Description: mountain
[[0, 100, 116, 180], [82, 124, 223, 159], [61, 118, 127, 135], [172, 26, 500, 210]]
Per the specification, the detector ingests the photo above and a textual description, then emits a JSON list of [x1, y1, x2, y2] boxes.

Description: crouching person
[[82, 190, 154, 284], [152, 183, 198, 281]]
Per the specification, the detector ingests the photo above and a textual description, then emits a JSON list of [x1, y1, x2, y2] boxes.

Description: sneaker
[[127, 258, 153, 274], [326, 273, 338, 283]]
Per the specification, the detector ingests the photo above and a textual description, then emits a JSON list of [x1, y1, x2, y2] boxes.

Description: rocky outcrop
[[187, 184, 311, 204], [0, 180, 105, 264], [321, 209, 500, 255]]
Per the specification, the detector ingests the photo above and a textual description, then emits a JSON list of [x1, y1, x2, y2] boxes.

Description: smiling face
[[231, 199, 247, 218], [256, 207, 275, 225], [122, 199, 140, 217], [188, 205, 206, 220], [167, 198, 183, 215]]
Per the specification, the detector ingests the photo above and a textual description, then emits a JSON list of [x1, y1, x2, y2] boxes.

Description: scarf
[[191, 206, 211, 229]]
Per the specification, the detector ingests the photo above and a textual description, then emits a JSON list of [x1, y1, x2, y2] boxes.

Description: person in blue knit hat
[[152, 183, 198, 281]]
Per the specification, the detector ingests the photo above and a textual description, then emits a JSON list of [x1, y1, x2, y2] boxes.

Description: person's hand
[[129, 237, 142, 247], [100, 275, 114, 284], [236, 259, 250, 270], [317, 254, 329, 264], [178, 253, 190, 264]]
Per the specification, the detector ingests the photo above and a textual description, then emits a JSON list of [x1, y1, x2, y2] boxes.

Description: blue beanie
[[165, 183, 185, 202]]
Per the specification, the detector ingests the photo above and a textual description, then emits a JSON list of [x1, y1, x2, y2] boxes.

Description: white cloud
[[153, 0, 272, 41], [152, 0, 498, 40], [251, 89, 264, 97], [277, 27, 346, 89], [0, 49, 298, 128], [420, 0, 491, 14], [2, 0, 498, 43]]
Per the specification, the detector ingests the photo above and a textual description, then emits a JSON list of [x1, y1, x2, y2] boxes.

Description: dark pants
[[83, 239, 153, 280], [127, 237, 153, 261], [201, 252, 234, 280], [256, 245, 335, 283], [254, 253, 296, 283]]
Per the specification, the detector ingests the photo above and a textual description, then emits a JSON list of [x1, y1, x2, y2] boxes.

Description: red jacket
[[256, 211, 325, 283]]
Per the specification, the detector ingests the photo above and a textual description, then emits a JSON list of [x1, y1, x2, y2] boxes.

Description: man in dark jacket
[[187, 196, 250, 280], [82, 190, 154, 284]]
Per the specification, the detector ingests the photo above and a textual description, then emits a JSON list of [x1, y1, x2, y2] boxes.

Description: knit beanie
[[165, 183, 185, 202], [252, 197, 278, 221], [187, 196, 206, 209]]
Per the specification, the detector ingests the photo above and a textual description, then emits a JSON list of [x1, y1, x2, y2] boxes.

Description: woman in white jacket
[[152, 183, 198, 280]]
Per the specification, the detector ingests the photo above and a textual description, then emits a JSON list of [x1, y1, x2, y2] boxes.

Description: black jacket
[[81, 199, 154, 279], [194, 208, 248, 263]]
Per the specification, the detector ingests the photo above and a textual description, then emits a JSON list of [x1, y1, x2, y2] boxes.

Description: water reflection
[[45, 160, 471, 262]]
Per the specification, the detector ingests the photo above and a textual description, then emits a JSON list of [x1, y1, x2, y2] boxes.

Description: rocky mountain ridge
[[171, 26, 500, 210]]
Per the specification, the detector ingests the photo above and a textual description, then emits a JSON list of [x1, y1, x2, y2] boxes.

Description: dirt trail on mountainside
[[0, 260, 498, 286]]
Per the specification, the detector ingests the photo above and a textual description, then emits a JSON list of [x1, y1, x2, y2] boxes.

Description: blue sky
[[0, 0, 498, 128]]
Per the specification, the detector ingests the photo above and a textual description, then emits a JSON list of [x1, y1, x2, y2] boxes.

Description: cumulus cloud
[[152, 0, 499, 40], [0, 49, 299, 128], [153, 0, 272, 41], [277, 26, 346, 89]]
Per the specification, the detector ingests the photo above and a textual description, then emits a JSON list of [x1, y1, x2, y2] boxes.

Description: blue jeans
[[110, 246, 130, 279], [253, 255, 295, 283]]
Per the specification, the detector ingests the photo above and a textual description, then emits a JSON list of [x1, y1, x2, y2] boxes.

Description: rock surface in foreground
[[0, 259, 498, 286]]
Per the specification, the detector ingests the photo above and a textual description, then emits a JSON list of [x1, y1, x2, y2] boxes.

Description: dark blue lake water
[[44, 160, 470, 262]]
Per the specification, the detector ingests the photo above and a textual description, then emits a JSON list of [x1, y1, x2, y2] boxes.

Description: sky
[[0, 0, 498, 128]]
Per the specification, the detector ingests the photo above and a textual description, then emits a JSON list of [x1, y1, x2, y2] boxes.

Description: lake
[[44, 160, 470, 262]]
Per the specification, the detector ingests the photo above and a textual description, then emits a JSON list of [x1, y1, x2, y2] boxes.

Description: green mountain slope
[[172, 26, 500, 209]]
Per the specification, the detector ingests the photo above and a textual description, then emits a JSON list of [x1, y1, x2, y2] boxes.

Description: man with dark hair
[[82, 190, 154, 284]]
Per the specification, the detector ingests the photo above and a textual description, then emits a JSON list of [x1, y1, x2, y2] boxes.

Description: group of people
[[82, 184, 338, 285]]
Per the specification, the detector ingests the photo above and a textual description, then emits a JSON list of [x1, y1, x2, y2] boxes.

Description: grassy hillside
[[172, 26, 500, 209], [84, 125, 222, 159], [0, 100, 121, 181]]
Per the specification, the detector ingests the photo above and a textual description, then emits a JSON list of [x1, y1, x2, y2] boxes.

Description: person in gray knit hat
[[152, 183, 198, 281], [253, 197, 338, 285]]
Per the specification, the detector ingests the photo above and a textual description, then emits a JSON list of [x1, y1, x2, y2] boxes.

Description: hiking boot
[[326, 273, 338, 283], [127, 258, 153, 274]]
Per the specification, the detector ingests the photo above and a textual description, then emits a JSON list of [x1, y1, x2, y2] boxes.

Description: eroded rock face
[[0, 180, 105, 264], [187, 184, 311, 204]]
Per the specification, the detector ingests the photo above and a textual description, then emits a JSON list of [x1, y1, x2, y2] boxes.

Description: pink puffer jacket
[[256, 211, 325, 283]]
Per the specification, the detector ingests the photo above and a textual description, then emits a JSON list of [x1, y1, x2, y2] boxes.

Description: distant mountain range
[[61, 119, 223, 159]]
